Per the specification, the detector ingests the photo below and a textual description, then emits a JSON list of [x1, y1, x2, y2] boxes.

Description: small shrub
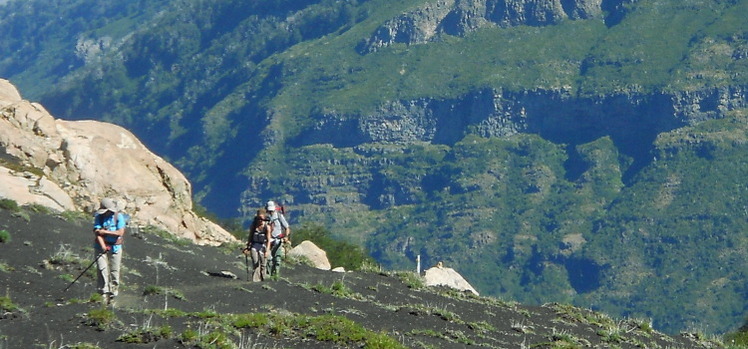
[[193, 309, 220, 319], [0, 262, 13, 272], [85, 307, 117, 330], [117, 325, 172, 343], [306, 315, 367, 343], [143, 285, 163, 296], [364, 331, 408, 349], [396, 271, 424, 289], [331, 280, 352, 296], [179, 329, 199, 345], [358, 260, 384, 273], [232, 313, 269, 328], [142, 285, 186, 300], [0, 229, 10, 243], [89, 293, 104, 303], [48, 244, 84, 266], [597, 327, 624, 344], [725, 329, 748, 347], [12, 210, 30, 222], [292, 224, 376, 270], [0, 296, 19, 312], [0, 198, 19, 211], [26, 203, 51, 214]]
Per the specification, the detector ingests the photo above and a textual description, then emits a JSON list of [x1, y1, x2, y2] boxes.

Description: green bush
[[0, 296, 19, 312], [0, 199, 19, 211], [0, 229, 10, 243], [231, 313, 269, 328], [85, 307, 117, 330], [725, 326, 748, 347], [0, 262, 13, 272], [396, 271, 425, 290], [179, 329, 199, 344], [293, 224, 375, 270]]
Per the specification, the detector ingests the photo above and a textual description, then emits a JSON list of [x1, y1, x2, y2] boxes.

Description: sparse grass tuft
[[141, 225, 193, 246], [0, 198, 19, 211], [142, 285, 186, 300], [150, 308, 188, 318], [0, 296, 19, 313], [395, 271, 424, 289], [26, 203, 52, 214], [310, 280, 362, 300], [0, 261, 13, 272], [60, 210, 90, 222], [0, 229, 10, 243], [47, 244, 85, 267], [117, 325, 173, 343], [89, 293, 104, 303], [85, 307, 117, 330]]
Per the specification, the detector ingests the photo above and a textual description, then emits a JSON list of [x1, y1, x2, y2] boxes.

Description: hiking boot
[[105, 292, 116, 305]]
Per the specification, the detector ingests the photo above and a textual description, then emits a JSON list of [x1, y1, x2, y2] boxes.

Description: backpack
[[251, 228, 267, 244], [119, 212, 139, 236]]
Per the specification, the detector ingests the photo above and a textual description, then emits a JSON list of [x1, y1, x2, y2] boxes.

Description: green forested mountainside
[[1, 0, 747, 335]]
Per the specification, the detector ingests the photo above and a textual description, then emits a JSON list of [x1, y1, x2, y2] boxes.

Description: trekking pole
[[245, 252, 250, 281], [64, 250, 106, 292]]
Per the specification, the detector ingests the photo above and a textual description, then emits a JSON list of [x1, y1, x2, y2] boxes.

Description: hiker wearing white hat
[[92, 197, 127, 303], [265, 200, 291, 277]]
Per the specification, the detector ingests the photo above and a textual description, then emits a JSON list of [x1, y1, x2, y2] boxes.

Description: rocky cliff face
[[301, 86, 746, 146], [265, 83, 747, 216], [358, 0, 615, 53], [0, 79, 235, 245]]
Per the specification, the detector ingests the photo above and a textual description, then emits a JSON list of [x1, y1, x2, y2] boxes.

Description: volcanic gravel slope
[[0, 207, 719, 348]]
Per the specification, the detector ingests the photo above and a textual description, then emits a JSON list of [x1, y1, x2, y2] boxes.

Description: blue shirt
[[93, 213, 126, 253]]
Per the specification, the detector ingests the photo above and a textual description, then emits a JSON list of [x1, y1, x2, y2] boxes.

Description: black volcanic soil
[[0, 207, 718, 348]]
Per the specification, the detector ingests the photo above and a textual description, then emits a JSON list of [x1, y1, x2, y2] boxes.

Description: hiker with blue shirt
[[93, 197, 126, 302], [265, 200, 290, 277]]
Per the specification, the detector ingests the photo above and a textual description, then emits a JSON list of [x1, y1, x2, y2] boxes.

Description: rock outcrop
[[358, 0, 612, 53], [288, 240, 332, 270], [303, 86, 747, 148], [0, 79, 235, 245], [423, 263, 480, 295]]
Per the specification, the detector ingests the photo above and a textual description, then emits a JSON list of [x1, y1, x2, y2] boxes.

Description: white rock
[[288, 240, 332, 270], [0, 167, 75, 211], [423, 265, 480, 296], [0, 79, 235, 246]]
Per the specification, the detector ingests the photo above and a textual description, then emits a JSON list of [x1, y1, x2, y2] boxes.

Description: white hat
[[96, 198, 117, 214], [266, 200, 277, 212]]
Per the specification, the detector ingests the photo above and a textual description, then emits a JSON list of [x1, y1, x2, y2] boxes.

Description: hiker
[[245, 209, 272, 281], [92, 197, 126, 301], [266, 200, 290, 277]]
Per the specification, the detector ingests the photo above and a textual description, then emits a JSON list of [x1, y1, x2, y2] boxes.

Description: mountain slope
[[1, 0, 747, 335], [0, 205, 720, 348]]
